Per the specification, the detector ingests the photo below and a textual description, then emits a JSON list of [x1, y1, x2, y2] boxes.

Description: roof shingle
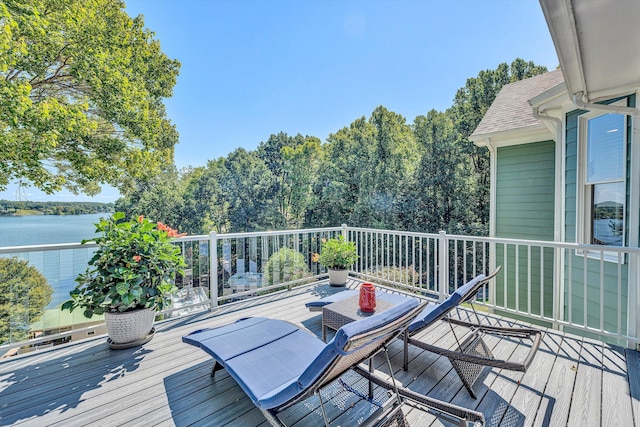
[[471, 69, 564, 138]]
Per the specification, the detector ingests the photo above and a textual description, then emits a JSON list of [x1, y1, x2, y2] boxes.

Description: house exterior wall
[[564, 106, 630, 335], [495, 141, 555, 318]]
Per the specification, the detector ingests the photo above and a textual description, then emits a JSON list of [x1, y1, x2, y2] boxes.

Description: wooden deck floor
[[1, 279, 639, 427]]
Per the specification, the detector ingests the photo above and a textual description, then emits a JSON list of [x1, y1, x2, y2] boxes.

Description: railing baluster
[[527, 245, 531, 316], [3, 226, 640, 352]]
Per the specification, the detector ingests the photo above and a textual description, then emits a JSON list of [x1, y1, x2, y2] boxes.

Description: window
[[582, 112, 626, 247]]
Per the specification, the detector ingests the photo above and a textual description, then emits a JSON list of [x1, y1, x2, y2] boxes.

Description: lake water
[[0, 213, 106, 247], [0, 213, 109, 308]]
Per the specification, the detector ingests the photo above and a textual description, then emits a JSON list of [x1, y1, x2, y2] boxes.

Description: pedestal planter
[[328, 268, 349, 286], [105, 308, 156, 349]]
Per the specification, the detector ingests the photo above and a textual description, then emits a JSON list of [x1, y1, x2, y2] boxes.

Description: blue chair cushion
[[183, 317, 325, 410], [406, 274, 486, 333], [298, 298, 419, 389], [304, 289, 358, 309], [183, 298, 420, 410]]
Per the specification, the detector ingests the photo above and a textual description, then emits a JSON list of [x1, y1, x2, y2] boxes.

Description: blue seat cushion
[[183, 297, 420, 411], [304, 289, 358, 309], [183, 317, 325, 410], [298, 298, 419, 389], [407, 274, 486, 333]]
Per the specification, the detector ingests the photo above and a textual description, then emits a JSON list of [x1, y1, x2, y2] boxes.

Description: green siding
[[495, 141, 555, 318], [564, 104, 630, 340], [496, 142, 556, 240]]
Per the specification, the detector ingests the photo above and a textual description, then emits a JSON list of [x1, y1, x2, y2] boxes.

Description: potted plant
[[313, 235, 359, 286], [62, 212, 186, 348]]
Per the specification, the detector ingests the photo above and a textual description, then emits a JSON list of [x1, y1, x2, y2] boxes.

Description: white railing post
[[629, 252, 640, 349], [341, 224, 350, 272], [552, 246, 564, 331], [209, 231, 218, 311], [488, 239, 496, 313], [438, 230, 448, 302]]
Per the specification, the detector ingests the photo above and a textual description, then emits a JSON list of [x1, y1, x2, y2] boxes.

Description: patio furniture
[[305, 268, 543, 399], [321, 292, 413, 341], [402, 267, 542, 398], [182, 299, 485, 427]]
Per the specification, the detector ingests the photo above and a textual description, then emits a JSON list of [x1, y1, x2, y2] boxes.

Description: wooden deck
[[1, 279, 639, 427]]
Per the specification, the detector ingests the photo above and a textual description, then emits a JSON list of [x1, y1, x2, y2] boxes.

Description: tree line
[[115, 59, 548, 236], [0, 200, 114, 216]]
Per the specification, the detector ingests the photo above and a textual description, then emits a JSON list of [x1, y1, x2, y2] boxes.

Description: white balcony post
[[209, 231, 218, 311], [629, 252, 640, 349], [552, 246, 564, 331], [438, 230, 448, 302]]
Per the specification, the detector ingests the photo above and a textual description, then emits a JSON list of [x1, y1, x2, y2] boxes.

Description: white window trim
[[576, 102, 629, 262]]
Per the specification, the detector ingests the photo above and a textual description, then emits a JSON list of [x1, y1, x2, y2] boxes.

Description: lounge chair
[[306, 267, 542, 399], [183, 299, 485, 426]]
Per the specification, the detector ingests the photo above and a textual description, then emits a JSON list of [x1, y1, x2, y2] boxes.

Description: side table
[[321, 295, 394, 342]]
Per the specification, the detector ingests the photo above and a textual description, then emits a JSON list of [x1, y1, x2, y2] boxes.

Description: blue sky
[[2, 0, 559, 203]]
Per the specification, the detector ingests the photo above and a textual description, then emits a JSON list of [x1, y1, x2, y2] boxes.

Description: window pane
[[587, 113, 624, 183], [591, 182, 625, 246]]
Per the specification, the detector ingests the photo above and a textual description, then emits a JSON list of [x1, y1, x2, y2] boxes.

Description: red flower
[[138, 215, 144, 223], [133, 255, 142, 262]]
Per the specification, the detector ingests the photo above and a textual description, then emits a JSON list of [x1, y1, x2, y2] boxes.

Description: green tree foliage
[[0, 0, 180, 196], [181, 162, 230, 234], [315, 107, 418, 229], [280, 137, 322, 228], [114, 168, 186, 231], [399, 110, 471, 233], [120, 58, 547, 237], [257, 133, 323, 229], [223, 148, 279, 231], [312, 116, 375, 226], [368, 106, 419, 227], [0, 257, 52, 344], [0, 200, 112, 215]]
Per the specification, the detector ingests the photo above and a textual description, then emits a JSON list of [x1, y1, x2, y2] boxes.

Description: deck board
[[0, 279, 639, 427], [500, 327, 558, 427], [600, 344, 635, 427], [567, 338, 602, 427]]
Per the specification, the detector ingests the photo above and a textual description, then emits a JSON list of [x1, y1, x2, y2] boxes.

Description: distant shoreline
[[0, 200, 114, 217], [0, 210, 113, 217]]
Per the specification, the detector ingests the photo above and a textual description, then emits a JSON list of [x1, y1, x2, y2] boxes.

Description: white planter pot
[[105, 308, 156, 348], [328, 268, 349, 286]]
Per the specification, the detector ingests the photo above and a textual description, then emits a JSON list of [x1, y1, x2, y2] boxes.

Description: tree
[[317, 107, 418, 229], [222, 148, 279, 232], [114, 167, 186, 231], [313, 116, 375, 226], [0, 257, 52, 345], [0, 0, 180, 196], [399, 110, 470, 233], [182, 161, 230, 234], [257, 132, 321, 228], [280, 137, 322, 228], [367, 106, 418, 228]]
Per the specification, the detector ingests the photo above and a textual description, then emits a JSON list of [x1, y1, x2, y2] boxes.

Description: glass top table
[[321, 292, 411, 342]]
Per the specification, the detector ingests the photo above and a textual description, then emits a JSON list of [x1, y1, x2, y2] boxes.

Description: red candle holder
[[359, 283, 376, 312]]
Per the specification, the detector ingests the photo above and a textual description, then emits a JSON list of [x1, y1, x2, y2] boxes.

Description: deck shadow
[[0, 342, 149, 425]]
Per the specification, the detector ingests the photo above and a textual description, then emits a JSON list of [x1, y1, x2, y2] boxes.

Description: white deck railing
[[2, 225, 639, 354]]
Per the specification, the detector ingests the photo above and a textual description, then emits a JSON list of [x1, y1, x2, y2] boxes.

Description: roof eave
[[539, 0, 640, 104], [470, 124, 552, 148]]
